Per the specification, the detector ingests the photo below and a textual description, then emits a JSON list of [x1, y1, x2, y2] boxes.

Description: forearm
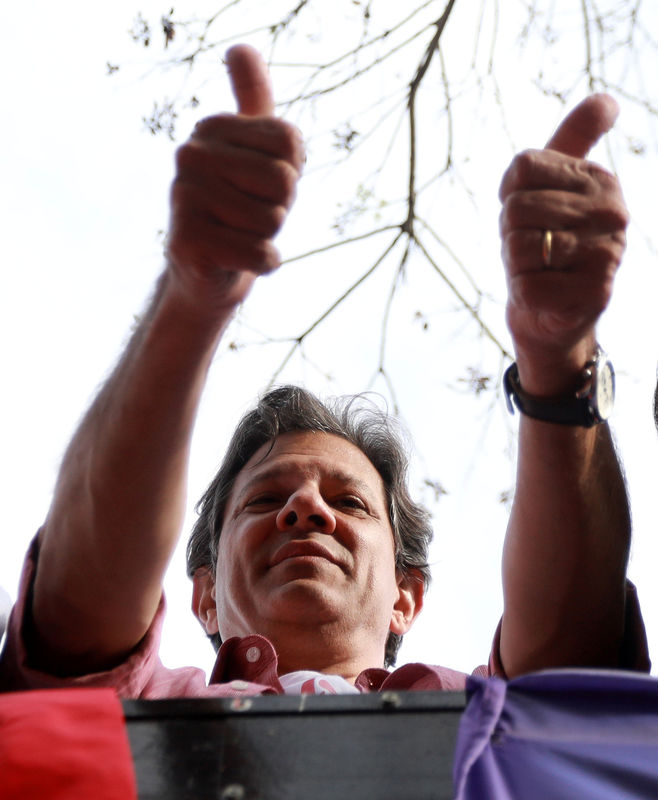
[[28, 45, 302, 675], [497, 94, 632, 678], [33, 270, 239, 672], [501, 416, 630, 677]]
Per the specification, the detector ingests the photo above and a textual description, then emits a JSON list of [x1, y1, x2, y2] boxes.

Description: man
[[186, 385, 435, 688], [0, 45, 648, 696]]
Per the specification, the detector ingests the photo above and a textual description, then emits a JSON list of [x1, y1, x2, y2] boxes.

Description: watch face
[[594, 362, 615, 420]]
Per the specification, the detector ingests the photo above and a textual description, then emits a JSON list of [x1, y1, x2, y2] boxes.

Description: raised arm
[[31, 45, 304, 674], [499, 95, 633, 677]]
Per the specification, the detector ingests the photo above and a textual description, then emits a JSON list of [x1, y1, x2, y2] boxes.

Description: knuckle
[[253, 204, 287, 238], [254, 160, 299, 207], [594, 235, 625, 269], [499, 201, 514, 234], [191, 113, 233, 137], [608, 199, 630, 231], [593, 199, 629, 232], [584, 166, 628, 217], [275, 161, 301, 203], [174, 139, 203, 174], [270, 119, 306, 168], [246, 239, 280, 274], [586, 162, 617, 188], [498, 206, 506, 235], [612, 229, 627, 253], [501, 192, 530, 230], [169, 176, 194, 211], [267, 204, 288, 235], [509, 149, 540, 184]]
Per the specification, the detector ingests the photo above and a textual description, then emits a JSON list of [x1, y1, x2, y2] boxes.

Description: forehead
[[231, 431, 387, 500]]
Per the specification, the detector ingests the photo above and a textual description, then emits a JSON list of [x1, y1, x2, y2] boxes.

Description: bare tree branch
[[412, 233, 512, 359], [111, 0, 658, 495], [267, 231, 405, 388]]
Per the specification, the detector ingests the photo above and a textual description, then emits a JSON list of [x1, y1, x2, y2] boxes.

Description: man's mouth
[[270, 540, 339, 568]]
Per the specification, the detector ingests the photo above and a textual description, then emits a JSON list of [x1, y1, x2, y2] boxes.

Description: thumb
[[225, 44, 275, 117], [544, 93, 619, 158]]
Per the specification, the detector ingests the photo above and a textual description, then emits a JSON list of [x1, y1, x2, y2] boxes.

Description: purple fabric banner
[[454, 670, 658, 799]]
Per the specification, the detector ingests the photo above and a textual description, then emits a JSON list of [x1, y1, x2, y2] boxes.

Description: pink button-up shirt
[[0, 536, 649, 697]]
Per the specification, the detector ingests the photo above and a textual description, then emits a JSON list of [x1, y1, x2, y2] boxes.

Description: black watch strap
[[503, 350, 614, 428]]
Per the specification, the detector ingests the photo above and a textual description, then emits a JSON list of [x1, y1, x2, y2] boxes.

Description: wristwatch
[[503, 347, 615, 427]]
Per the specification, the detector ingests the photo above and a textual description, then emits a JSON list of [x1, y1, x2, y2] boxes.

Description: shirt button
[[246, 646, 261, 663], [231, 680, 250, 691]]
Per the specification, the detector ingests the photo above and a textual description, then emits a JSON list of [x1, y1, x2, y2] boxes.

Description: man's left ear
[[191, 567, 219, 635], [390, 569, 424, 636]]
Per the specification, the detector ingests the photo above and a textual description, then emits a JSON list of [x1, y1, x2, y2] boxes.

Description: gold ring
[[542, 230, 553, 268]]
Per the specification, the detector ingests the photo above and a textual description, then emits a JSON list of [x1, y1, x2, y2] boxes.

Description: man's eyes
[[243, 493, 367, 512], [245, 494, 280, 507], [335, 496, 367, 511]]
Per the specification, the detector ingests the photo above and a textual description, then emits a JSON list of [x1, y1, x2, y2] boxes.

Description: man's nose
[[275, 487, 337, 533]]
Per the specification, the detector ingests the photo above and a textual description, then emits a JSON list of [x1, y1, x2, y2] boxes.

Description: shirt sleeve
[[0, 533, 167, 697], [480, 580, 651, 679]]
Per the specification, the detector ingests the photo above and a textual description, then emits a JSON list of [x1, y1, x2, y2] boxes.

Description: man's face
[[210, 431, 405, 652]]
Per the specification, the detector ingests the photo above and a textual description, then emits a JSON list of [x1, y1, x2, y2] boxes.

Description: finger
[[503, 229, 568, 274], [169, 208, 282, 276], [177, 134, 300, 207], [191, 114, 305, 173], [502, 228, 625, 276], [499, 187, 628, 237], [225, 44, 275, 117], [544, 93, 619, 158], [175, 176, 289, 239], [215, 154, 300, 209], [499, 150, 601, 200]]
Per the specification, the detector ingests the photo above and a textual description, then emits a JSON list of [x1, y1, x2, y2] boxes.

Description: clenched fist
[[166, 44, 305, 311], [499, 94, 628, 395]]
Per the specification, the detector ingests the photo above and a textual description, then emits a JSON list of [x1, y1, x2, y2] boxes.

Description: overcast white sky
[[2, 1, 658, 676]]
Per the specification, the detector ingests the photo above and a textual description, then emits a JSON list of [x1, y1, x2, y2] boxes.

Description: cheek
[[214, 534, 239, 595], [213, 535, 246, 628], [379, 539, 400, 593], [214, 521, 264, 587], [360, 534, 397, 582]]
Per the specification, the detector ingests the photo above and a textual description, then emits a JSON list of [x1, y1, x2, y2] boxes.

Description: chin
[[265, 579, 345, 622]]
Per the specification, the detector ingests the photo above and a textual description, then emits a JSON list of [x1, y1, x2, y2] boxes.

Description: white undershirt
[[279, 670, 360, 695]]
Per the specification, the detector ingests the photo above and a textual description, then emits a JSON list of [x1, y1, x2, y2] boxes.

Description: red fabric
[[0, 688, 137, 800]]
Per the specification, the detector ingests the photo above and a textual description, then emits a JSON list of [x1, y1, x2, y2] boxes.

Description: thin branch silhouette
[[112, 0, 658, 481]]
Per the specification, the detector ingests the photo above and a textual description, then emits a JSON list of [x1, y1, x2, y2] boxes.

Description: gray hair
[[186, 385, 433, 667]]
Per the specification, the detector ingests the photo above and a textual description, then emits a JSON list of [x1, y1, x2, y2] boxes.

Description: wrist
[[512, 336, 597, 397], [504, 345, 615, 428], [162, 260, 256, 324]]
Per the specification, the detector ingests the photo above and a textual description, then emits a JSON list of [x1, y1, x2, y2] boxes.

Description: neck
[[269, 623, 386, 683]]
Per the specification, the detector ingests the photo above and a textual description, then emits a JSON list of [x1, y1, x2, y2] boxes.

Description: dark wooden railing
[[123, 691, 466, 799]]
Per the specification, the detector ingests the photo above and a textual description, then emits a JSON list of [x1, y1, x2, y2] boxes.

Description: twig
[[267, 231, 405, 387], [413, 234, 511, 359]]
